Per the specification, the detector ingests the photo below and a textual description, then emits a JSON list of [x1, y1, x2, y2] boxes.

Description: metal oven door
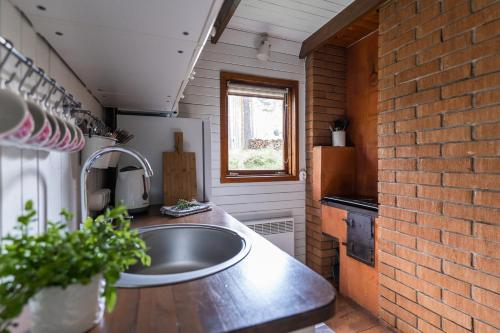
[[346, 211, 375, 266]]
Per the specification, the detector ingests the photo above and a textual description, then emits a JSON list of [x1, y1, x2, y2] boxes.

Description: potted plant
[[0, 201, 150, 333], [330, 117, 349, 147]]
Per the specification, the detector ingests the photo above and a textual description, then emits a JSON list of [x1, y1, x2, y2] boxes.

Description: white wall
[[0, 0, 103, 235], [179, 28, 306, 262]]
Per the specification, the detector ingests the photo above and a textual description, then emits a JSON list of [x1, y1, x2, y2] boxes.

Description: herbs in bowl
[[160, 199, 211, 217], [0, 201, 150, 333]]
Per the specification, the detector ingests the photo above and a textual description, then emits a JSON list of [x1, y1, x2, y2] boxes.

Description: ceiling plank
[[299, 0, 387, 58], [211, 0, 242, 44]]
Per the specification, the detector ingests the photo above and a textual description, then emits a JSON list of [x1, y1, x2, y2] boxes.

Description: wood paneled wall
[[346, 32, 379, 198], [305, 44, 347, 277], [0, 0, 103, 236]]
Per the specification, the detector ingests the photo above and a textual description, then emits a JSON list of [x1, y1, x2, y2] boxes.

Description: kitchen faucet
[[80, 146, 154, 223]]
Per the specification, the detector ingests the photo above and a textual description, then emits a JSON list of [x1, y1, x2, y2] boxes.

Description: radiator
[[243, 217, 295, 256]]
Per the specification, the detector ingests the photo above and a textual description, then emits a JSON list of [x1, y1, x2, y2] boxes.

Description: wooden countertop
[[89, 205, 336, 333]]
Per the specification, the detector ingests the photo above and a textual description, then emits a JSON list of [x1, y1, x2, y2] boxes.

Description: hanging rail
[[0, 35, 80, 108]]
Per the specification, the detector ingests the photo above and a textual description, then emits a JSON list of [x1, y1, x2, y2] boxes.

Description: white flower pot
[[29, 274, 105, 333], [332, 130, 346, 147]]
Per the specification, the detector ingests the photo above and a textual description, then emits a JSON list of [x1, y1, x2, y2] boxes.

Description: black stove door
[[346, 211, 375, 266]]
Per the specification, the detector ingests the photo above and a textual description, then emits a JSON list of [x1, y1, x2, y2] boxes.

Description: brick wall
[[305, 45, 346, 277], [377, 0, 500, 332]]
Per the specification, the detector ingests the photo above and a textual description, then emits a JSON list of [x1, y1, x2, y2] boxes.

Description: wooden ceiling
[[327, 10, 378, 47]]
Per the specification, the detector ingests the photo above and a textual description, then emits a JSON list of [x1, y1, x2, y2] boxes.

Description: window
[[220, 72, 299, 183]]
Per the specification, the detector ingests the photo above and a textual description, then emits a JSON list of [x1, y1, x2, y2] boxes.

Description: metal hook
[[53, 88, 66, 110], [0, 39, 13, 74], [43, 78, 57, 107], [28, 67, 44, 97], [18, 57, 34, 93], [5, 58, 22, 86]]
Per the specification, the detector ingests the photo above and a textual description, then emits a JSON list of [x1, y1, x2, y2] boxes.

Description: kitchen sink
[[116, 224, 252, 287]]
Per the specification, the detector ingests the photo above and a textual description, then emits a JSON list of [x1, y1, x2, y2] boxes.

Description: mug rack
[[0, 35, 102, 152]]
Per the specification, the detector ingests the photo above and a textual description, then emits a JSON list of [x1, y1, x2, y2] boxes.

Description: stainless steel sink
[[116, 224, 252, 287]]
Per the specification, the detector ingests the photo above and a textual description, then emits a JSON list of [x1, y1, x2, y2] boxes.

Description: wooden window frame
[[220, 71, 299, 183]]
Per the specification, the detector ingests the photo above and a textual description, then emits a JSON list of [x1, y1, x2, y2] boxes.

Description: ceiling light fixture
[[183, 31, 189, 36], [177, 50, 184, 54], [256, 33, 271, 61], [55, 31, 63, 36], [36, 5, 46, 11]]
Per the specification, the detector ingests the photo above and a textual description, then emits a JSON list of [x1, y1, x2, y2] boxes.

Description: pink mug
[[0, 89, 34, 143], [26, 101, 52, 146], [42, 113, 61, 150]]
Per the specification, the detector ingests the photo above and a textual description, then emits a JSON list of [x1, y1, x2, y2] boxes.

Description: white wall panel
[[0, 0, 103, 235], [179, 30, 306, 262]]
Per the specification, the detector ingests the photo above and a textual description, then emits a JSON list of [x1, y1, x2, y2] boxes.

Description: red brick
[[380, 205, 417, 223], [444, 261, 500, 293], [475, 17, 500, 42], [474, 255, 500, 276], [396, 144, 441, 158], [476, 89, 500, 107], [380, 285, 397, 302], [379, 170, 396, 182], [397, 31, 441, 60], [418, 319, 443, 333], [418, 185, 473, 204], [379, 147, 396, 158], [395, 270, 442, 299], [397, 196, 443, 214], [418, 238, 472, 266], [417, 127, 471, 144], [476, 123, 500, 140], [417, 213, 472, 235], [380, 274, 417, 301], [396, 295, 441, 328], [443, 231, 499, 258], [380, 81, 417, 101], [380, 296, 418, 328], [443, 105, 500, 126], [418, 1, 470, 37], [379, 158, 417, 171], [417, 95, 472, 117], [380, 308, 397, 327], [418, 34, 470, 65], [381, 227, 417, 249], [442, 72, 500, 98], [442, 140, 500, 157], [442, 319, 470, 333], [380, 262, 397, 279], [443, 202, 500, 224], [417, 293, 472, 329], [397, 318, 419, 333], [476, 53, 500, 76], [395, 116, 441, 133], [379, 182, 417, 196], [379, 107, 416, 123], [379, 133, 416, 147], [475, 157, 500, 173], [396, 59, 440, 84], [443, 2, 500, 39], [417, 265, 471, 297], [396, 171, 441, 185], [472, 0, 499, 11], [380, 55, 417, 78], [396, 88, 440, 109], [472, 286, 500, 309], [443, 173, 500, 190], [419, 158, 472, 172], [397, 220, 441, 241], [418, 64, 471, 90], [474, 191, 500, 208], [443, 37, 500, 69], [396, 245, 441, 271], [442, 290, 500, 327], [474, 320, 500, 333]]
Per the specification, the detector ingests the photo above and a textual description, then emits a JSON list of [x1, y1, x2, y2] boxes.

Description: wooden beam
[[211, 0, 241, 44], [299, 0, 387, 58]]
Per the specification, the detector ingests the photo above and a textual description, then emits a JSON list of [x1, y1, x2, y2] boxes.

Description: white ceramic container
[[29, 274, 105, 333], [332, 130, 346, 147]]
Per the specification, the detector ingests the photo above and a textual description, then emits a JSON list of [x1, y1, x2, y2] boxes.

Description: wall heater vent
[[243, 217, 294, 256]]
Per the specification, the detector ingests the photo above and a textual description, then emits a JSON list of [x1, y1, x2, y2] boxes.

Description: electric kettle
[[115, 165, 150, 213]]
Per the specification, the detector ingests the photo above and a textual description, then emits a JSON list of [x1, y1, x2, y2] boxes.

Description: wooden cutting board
[[163, 132, 197, 205]]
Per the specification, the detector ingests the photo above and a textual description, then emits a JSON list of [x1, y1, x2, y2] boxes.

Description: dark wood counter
[[89, 205, 336, 333]]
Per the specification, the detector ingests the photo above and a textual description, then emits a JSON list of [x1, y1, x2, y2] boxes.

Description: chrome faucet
[[80, 146, 154, 223]]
